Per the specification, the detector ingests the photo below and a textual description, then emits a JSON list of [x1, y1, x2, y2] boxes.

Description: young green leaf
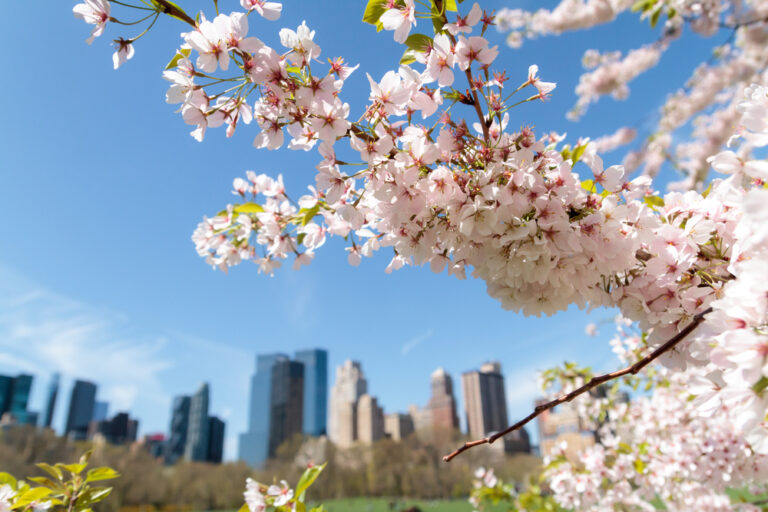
[[362, 0, 387, 25], [165, 48, 191, 70], [85, 467, 120, 483]]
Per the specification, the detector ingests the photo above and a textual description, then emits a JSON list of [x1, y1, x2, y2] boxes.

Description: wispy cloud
[[0, 267, 173, 430], [401, 328, 434, 355]]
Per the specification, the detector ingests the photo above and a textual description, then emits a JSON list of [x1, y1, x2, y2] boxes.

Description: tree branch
[[443, 307, 713, 462], [151, 0, 197, 27]]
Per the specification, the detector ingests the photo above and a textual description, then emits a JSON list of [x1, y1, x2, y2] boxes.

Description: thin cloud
[[0, 269, 173, 430], [401, 328, 435, 355]]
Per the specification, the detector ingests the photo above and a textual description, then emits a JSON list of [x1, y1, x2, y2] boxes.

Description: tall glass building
[[165, 395, 190, 464], [185, 382, 210, 461], [42, 373, 60, 429], [268, 359, 304, 457], [238, 353, 288, 468], [65, 380, 97, 440], [294, 349, 328, 437], [207, 416, 225, 463]]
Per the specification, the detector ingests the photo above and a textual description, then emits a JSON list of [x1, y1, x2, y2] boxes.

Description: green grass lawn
[[312, 498, 506, 512]]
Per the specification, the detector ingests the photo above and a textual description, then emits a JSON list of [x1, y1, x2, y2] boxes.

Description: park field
[[310, 498, 505, 512]]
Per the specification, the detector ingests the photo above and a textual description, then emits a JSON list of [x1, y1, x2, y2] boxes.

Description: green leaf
[[400, 49, 418, 65], [633, 458, 645, 474], [580, 179, 595, 192], [36, 464, 62, 482], [403, 33, 433, 53], [286, 66, 301, 74], [309, 506, 326, 512], [62, 463, 86, 476], [571, 144, 587, 164], [295, 463, 326, 502], [165, 48, 191, 70], [650, 7, 661, 27], [300, 204, 319, 226], [237, 503, 250, 512], [444, 0, 458, 11], [12, 488, 52, 509], [752, 376, 768, 395], [26, 477, 61, 490], [85, 467, 120, 483], [234, 203, 264, 214], [362, 0, 387, 25], [643, 195, 665, 208], [701, 181, 713, 198], [0, 473, 16, 489], [76, 487, 112, 508]]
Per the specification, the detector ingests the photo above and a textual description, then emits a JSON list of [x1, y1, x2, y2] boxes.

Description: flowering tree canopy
[[72, 0, 768, 508]]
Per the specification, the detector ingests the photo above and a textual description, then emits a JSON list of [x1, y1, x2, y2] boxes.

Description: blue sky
[[0, 1, 720, 459]]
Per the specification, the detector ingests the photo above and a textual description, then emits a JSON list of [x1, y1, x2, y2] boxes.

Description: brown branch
[[433, 0, 490, 144], [151, 0, 197, 27], [443, 307, 713, 462]]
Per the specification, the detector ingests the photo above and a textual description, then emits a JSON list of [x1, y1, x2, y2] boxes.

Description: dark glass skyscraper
[[239, 353, 288, 468], [65, 380, 97, 440], [8, 374, 32, 418], [185, 382, 210, 461], [294, 349, 328, 436], [207, 416, 225, 463], [268, 360, 304, 457], [42, 373, 60, 429], [0, 375, 12, 415], [165, 395, 190, 465]]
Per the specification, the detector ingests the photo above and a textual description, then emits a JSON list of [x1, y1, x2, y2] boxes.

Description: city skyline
[[2, 348, 566, 460]]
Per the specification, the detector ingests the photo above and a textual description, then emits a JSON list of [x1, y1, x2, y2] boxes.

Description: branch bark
[[443, 307, 713, 462]]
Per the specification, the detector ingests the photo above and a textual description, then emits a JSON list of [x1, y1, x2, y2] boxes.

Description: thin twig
[[443, 307, 713, 462]]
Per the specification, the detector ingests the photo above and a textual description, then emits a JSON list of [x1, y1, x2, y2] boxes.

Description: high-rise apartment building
[[185, 382, 210, 461], [462, 362, 509, 440], [427, 368, 460, 432], [239, 353, 288, 468], [328, 360, 368, 448], [294, 349, 328, 436], [207, 416, 225, 463], [88, 412, 138, 445], [384, 413, 414, 441], [42, 373, 60, 429], [165, 395, 190, 464], [65, 380, 97, 440], [268, 360, 304, 457], [356, 394, 384, 444]]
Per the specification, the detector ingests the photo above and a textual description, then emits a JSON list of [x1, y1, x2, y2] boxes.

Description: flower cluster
[[544, 371, 768, 511], [495, 0, 633, 48], [569, 43, 666, 120], [242, 464, 326, 512]]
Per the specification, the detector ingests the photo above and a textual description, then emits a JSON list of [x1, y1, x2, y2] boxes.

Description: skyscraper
[[356, 394, 384, 444], [0, 376, 12, 416], [294, 349, 328, 436], [207, 416, 225, 463], [462, 362, 509, 440], [427, 367, 460, 432], [239, 353, 288, 468], [165, 395, 190, 465], [384, 412, 414, 441], [88, 412, 138, 445], [185, 382, 210, 462], [92, 401, 109, 422], [8, 374, 32, 418], [65, 380, 97, 440], [42, 373, 60, 429], [268, 360, 304, 457], [328, 360, 367, 447]]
